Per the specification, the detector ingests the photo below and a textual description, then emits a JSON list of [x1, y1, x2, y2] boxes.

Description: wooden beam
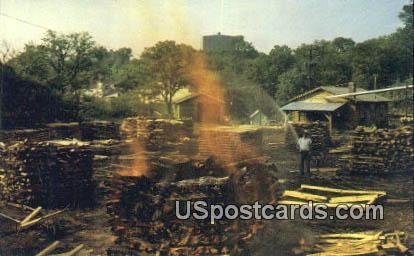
[[325, 85, 413, 99], [300, 184, 386, 195], [282, 190, 327, 202]]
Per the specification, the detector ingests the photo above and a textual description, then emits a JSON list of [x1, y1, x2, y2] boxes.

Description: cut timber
[[0, 212, 21, 223], [55, 244, 85, 256], [35, 241, 60, 256], [5, 202, 35, 211], [276, 200, 366, 209], [282, 190, 327, 202], [329, 194, 381, 204], [300, 184, 386, 196], [20, 209, 66, 229], [21, 206, 42, 224]]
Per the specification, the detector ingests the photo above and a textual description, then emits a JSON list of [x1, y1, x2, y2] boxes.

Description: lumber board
[[282, 190, 328, 202], [300, 184, 386, 196]]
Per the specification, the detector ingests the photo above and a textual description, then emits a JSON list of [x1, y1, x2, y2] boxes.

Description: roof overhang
[[281, 101, 346, 112]]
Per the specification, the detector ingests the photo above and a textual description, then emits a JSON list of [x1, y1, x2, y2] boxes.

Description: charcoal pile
[[107, 161, 279, 255], [120, 117, 193, 152], [0, 140, 95, 208], [80, 121, 120, 140], [285, 122, 331, 166], [339, 125, 414, 173]]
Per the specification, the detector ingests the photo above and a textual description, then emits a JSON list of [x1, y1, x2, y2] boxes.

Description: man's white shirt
[[297, 137, 312, 151]]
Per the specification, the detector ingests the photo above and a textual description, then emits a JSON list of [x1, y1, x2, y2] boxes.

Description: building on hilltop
[[202, 32, 244, 51]]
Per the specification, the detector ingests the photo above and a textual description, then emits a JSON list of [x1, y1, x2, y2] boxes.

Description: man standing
[[297, 130, 312, 175]]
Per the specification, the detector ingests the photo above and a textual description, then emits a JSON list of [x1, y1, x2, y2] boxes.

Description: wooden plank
[[300, 184, 386, 196], [282, 190, 327, 202], [0, 212, 21, 223], [276, 200, 367, 209], [21, 207, 42, 224], [35, 241, 60, 256], [329, 195, 379, 204]]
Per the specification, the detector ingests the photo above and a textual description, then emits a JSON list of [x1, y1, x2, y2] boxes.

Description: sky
[[0, 0, 410, 56]]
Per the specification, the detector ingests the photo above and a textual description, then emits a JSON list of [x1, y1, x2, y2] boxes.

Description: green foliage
[[140, 40, 196, 117]]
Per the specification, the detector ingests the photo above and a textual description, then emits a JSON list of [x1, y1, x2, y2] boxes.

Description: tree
[[140, 41, 195, 118], [41, 30, 96, 95]]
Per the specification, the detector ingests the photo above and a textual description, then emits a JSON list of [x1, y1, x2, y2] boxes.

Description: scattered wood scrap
[[36, 241, 91, 256], [308, 231, 408, 256], [278, 184, 386, 208], [0, 202, 66, 230]]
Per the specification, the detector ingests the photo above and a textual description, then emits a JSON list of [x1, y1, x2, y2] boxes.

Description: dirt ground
[[1, 145, 413, 255]]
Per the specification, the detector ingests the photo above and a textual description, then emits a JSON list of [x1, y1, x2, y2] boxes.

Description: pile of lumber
[[80, 121, 120, 140], [107, 161, 278, 255], [340, 125, 413, 173], [120, 117, 193, 151], [308, 231, 409, 255], [285, 122, 331, 165], [0, 140, 95, 208], [278, 184, 386, 208]]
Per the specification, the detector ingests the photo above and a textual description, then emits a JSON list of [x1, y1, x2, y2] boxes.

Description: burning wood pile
[[80, 121, 120, 140], [340, 125, 414, 173], [121, 117, 193, 152], [0, 140, 95, 208], [107, 160, 278, 255], [285, 122, 331, 165]]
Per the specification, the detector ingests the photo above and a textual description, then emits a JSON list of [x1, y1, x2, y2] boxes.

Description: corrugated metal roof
[[321, 86, 390, 102], [281, 101, 346, 112], [288, 86, 391, 103]]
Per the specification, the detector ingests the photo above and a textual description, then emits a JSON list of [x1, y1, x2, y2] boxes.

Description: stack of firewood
[[80, 121, 120, 140], [340, 125, 413, 173], [0, 140, 95, 208], [106, 161, 279, 255], [120, 117, 193, 151], [46, 122, 81, 140], [285, 122, 331, 165], [0, 128, 50, 143]]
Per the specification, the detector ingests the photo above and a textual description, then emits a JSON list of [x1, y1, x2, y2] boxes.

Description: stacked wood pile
[[107, 161, 279, 255], [308, 231, 409, 255], [0, 140, 95, 208], [285, 122, 331, 166], [0, 128, 50, 143], [120, 117, 193, 152], [340, 125, 413, 173], [46, 122, 81, 140], [80, 121, 120, 141], [197, 126, 263, 162]]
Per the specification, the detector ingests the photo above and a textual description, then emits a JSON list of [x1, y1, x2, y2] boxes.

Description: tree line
[[0, 4, 412, 127]]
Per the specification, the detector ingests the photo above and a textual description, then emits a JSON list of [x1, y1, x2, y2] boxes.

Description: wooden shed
[[172, 90, 225, 123], [281, 83, 390, 132]]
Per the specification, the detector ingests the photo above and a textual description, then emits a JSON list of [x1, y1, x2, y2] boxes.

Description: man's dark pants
[[300, 150, 311, 174]]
